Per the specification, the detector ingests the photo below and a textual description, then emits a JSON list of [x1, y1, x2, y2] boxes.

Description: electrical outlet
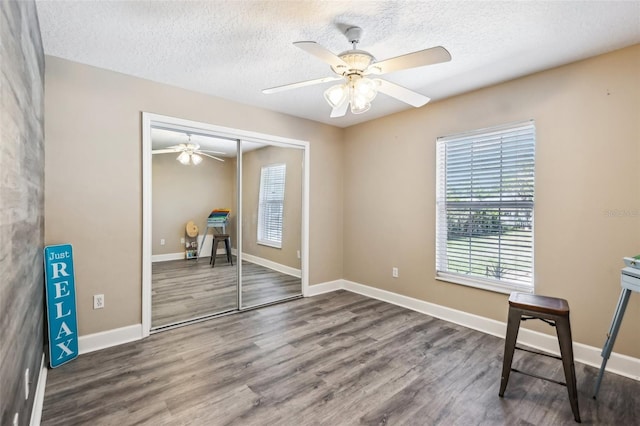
[[180, 237, 185, 244], [160, 238, 165, 246], [392, 267, 399, 278], [93, 294, 105, 309], [24, 368, 29, 400], [297, 250, 301, 259]]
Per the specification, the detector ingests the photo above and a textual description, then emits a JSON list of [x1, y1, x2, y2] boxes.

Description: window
[[257, 163, 286, 248], [436, 121, 535, 293]]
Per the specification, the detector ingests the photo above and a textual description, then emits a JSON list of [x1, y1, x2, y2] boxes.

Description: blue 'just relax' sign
[[44, 244, 79, 368]]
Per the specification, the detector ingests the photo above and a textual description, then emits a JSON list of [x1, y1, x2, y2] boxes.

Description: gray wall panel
[[0, 0, 45, 424]]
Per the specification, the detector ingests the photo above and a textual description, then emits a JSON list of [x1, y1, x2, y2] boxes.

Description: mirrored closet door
[[143, 113, 307, 334], [240, 142, 304, 308], [150, 128, 239, 329]]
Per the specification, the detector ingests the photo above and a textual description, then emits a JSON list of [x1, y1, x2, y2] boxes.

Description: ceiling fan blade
[[197, 149, 226, 155], [198, 152, 225, 162], [152, 149, 178, 155], [377, 79, 431, 107], [263, 76, 342, 94], [293, 41, 349, 70], [367, 46, 451, 75], [330, 98, 349, 118]]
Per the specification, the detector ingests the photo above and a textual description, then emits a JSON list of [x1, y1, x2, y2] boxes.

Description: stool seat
[[509, 292, 569, 316], [500, 292, 581, 423]]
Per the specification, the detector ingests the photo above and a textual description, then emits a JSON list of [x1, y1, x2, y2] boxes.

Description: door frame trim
[[142, 112, 310, 337]]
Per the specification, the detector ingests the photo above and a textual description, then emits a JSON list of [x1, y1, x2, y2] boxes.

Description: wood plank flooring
[[42, 291, 640, 425], [152, 257, 301, 328]]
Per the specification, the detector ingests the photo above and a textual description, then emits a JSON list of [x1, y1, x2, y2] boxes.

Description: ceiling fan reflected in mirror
[[152, 134, 225, 165], [263, 26, 451, 118]]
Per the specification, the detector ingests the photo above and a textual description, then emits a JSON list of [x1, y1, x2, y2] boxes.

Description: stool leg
[[210, 237, 214, 265], [224, 238, 233, 266], [211, 239, 218, 268], [499, 307, 521, 397], [556, 316, 581, 423]]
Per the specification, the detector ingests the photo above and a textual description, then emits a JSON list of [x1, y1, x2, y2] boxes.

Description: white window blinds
[[258, 163, 286, 248], [436, 121, 535, 293]]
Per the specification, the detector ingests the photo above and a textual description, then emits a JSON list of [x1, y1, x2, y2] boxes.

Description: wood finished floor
[[152, 256, 301, 328], [42, 291, 640, 425]]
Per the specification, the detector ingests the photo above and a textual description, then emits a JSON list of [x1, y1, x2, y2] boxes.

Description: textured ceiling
[[36, 1, 640, 128]]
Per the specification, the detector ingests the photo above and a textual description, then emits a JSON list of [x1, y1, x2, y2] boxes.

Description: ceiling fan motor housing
[[331, 50, 375, 76]]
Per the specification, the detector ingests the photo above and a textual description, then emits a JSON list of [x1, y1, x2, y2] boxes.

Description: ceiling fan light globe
[[177, 151, 190, 165], [324, 84, 348, 108], [191, 154, 203, 165], [354, 77, 378, 102], [350, 96, 371, 114]]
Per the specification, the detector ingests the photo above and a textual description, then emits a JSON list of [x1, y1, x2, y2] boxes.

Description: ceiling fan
[[152, 134, 225, 165], [263, 26, 451, 117]]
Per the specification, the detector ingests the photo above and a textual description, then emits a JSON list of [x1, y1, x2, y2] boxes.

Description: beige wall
[[241, 145, 303, 269], [343, 45, 640, 358], [44, 56, 344, 335], [44, 45, 640, 360], [152, 152, 235, 255]]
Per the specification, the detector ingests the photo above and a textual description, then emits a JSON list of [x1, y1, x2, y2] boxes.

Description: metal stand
[[593, 267, 640, 398], [195, 221, 227, 260]]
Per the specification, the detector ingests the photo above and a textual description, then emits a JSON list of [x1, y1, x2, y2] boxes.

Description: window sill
[[435, 272, 534, 295], [257, 240, 282, 249]]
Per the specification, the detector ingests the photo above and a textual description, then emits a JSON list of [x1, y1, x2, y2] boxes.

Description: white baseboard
[[29, 353, 47, 426], [152, 250, 230, 263], [151, 252, 184, 262], [242, 252, 301, 278], [78, 324, 143, 354], [305, 279, 343, 296], [309, 279, 640, 382], [342, 279, 507, 338]]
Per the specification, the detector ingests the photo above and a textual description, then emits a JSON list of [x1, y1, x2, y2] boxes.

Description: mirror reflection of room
[[151, 128, 238, 329], [150, 127, 304, 329], [241, 144, 303, 308]]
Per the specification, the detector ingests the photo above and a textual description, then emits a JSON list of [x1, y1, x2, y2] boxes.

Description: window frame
[[435, 121, 536, 294], [257, 163, 286, 249]]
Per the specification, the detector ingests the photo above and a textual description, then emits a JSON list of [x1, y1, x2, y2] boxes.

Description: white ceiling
[[36, 1, 640, 128]]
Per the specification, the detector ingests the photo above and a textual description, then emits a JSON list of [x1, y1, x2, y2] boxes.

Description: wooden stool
[[210, 234, 233, 267], [499, 292, 581, 423]]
